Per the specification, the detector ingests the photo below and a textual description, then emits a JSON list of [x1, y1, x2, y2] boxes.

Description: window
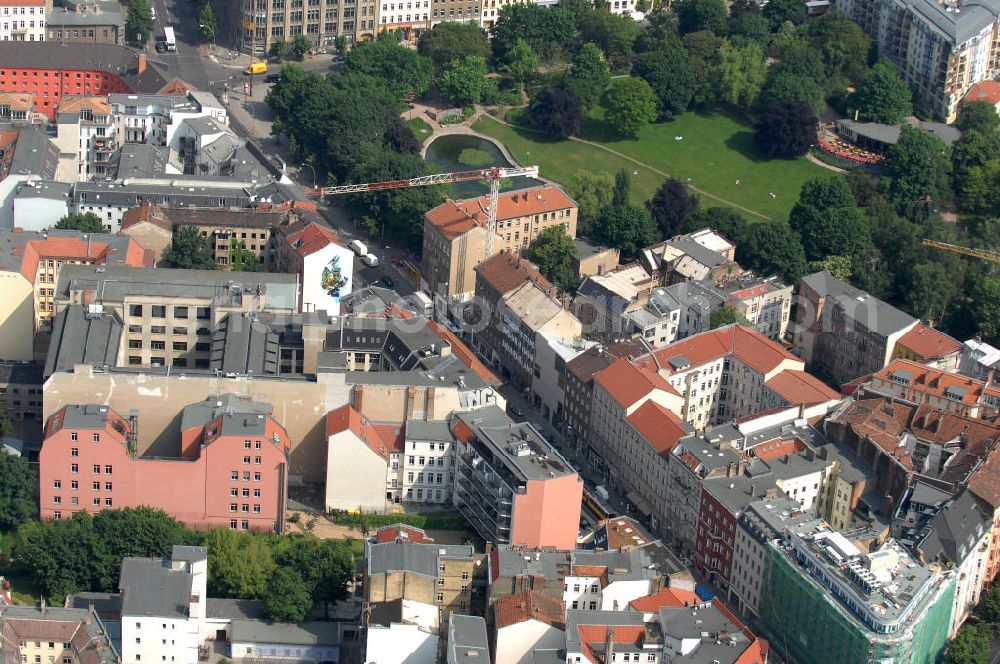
[[231, 471, 239, 480], [230, 503, 238, 512], [151, 305, 166, 318], [173, 306, 188, 318], [254, 473, 261, 481], [253, 489, 261, 498], [92, 482, 100, 491], [53, 511, 61, 520], [53, 480, 61, 489], [71, 480, 78, 489], [93, 465, 100, 474], [254, 456, 261, 464], [105, 498, 112, 507], [196, 307, 210, 319], [104, 482, 112, 491], [71, 447, 78, 457], [231, 488, 238, 497], [244, 456, 251, 464], [253, 504, 261, 513], [53, 496, 61, 504], [105, 465, 112, 474], [230, 519, 238, 529], [241, 520, 249, 530], [436, 593, 444, 602], [70, 432, 78, 441], [92, 432, 100, 443]]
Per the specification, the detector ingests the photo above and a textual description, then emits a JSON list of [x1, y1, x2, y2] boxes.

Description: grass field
[[406, 117, 434, 144], [473, 105, 833, 221]]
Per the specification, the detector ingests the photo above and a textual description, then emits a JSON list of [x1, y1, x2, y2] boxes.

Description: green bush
[[330, 511, 467, 531]]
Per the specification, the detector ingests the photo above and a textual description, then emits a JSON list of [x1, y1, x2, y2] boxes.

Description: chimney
[[604, 627, 615, 664], [137, 53, 147, 75]]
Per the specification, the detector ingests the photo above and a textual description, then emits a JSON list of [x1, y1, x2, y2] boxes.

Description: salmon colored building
[[39, 395, 290, 532], [451, 406, 583, 550]]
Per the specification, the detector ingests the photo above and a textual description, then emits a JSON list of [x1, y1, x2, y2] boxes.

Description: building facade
[[39, 396, 291, 532], [0, 0, 45, 42]]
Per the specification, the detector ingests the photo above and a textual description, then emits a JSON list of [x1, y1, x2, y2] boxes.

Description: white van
[[362, 253, 379, 267], [349, 239, 368, 256]]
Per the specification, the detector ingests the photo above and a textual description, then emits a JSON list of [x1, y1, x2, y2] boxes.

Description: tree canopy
[[262, 568, 313, 622], [647, 178, 700, 238], [603, 78, 658, 137], [0, 451, 34, 532], [343, 39, 433, 99], [491, 4, 576, 62], [851, 60, 912, 124], [526, 226, 580, 293], [789, 176, 873, 261], [753, 100, 817, 157], [55, 212, 104, 233], [125, 0, 154, 45], [675, 0, 727, 34], [631, 41, 696, 120], [956, 101, 1000, 134], [164, 226, 217, 270], [566, 43, 611, 109], [438, 56, 497, 106], [881, 125, 951, 210], [531, 87, 583, 138], [716, 41, 766, 109], [710, 306, 749, 329], [417, 22, 490, 69], [737, 220, 808, 284]]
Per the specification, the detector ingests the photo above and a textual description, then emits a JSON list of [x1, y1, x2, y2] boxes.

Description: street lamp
[[200, 24, 217, 53], [300, 162, 317, 189]]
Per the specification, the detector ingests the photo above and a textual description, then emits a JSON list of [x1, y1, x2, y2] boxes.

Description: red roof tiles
[[895, 323, 962, 360], [628, 587, 701, 611], [764, 370, 840, 405], [639, 325, 800, 377], [873, 359, 1000, 407], [594, 358, 680, 409], [475, 250, 552, 296], [426, 320, 500, 385], [325, 405, 404, 462], [626, 401, 688, 454], [494, 590, 565, 630], [285, 222, 344, 257], [375, 524, 435, 544], [965, 80, 1000, 105], [425, 186, 576, 241]]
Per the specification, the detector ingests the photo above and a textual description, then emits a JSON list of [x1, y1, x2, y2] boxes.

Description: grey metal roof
[[367, 541, 474, 577], [187, 90, 224, 111], [573, 237, 611, 259], [72, 180, 294, 208], [58, 404, 117, 430], [668, 237, 728, 268], [171, 545, 207, 563], [448, 614, 489, 663], [495, 548, 570, 580], [119, 558, 194, 619], [802, 271, 916, 336], [658, 604, 751, 664], [453, 405, 576, 481], [44, 305, 122, 377], [46, 4, 124, 27], [915, 489, 989, 563], [229, 619, 344, 646], [179, 395, 273, 436], [56, 264, 299, 311], [205, 598, 264, 621], [405, 419, 452, 442], [112, 143, 167, 180], [9, 125, 60, 179], [211, 316, 280, 376], [183, 116, 229, 137], [14, 180, 73, 201], [909, 480, 953, 509], [68, 591, 123, 620]]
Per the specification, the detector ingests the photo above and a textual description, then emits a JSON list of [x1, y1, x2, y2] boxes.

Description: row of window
[[128, 305, 210, 319], [53, 495, 113, 507], [68, 463, 113, 474], [53, 480, 112, 491]]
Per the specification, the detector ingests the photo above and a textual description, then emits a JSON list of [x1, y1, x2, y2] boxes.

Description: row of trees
[[7, 506, 354, 622]]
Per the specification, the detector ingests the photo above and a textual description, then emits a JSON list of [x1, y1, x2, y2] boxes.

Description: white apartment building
[[531, 331, 596, 432], [400, 419, 453, 505], [53, 96, 117, 182], [119, 546, 208, 664], [110, 90, 228, 147], [0, 0, 45, 42]]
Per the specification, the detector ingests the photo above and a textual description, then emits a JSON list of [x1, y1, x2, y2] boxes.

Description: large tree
[[125, 0, 154, 45], [632, 41, 696, 119], [276, 537, 354, 615], [343, 39, 433, 99], [90, 507, 194, 591], [417, 22, 490, 69], [490, 3, 576, 62], [437, 56, 496, 106], [970, 276, 1000, 342], [761, 0, 805, 29], [262, 568, 313, 622], [753, 100, 817, 157], [591, 203, 658, 260], [566, 43, 611, 109], [164, 226, 217, 270], [956, 101, 1000, 134], [710, 307, 748, 329], [647, 178, 699, 238], [0, 451, 34, 532], [906, 261, 957, 324], [789, 176, 873, 261], [943, 622, 993, 664], [603, 77, 658, 137], [197, 1, 220, 43], [881, 125, 951, 210], [674, 0, 727, 34], [526, 226, 579, 293], [577, 11, 640, 63], [55, 212, 104, 233], [500, 39, 540, 90], [204, 528, 276, 599], [804, 13, 871, 83], [531, 87, 583, 138], [716, 41, 766, 109], [737, 220, 808, 284], [569, 171, 615, 236], [757, 69, 825, 116], [851, 60, 912, 124]]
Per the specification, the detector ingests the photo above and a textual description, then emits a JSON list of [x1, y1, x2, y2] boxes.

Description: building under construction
[[756, 523, 955, 664]]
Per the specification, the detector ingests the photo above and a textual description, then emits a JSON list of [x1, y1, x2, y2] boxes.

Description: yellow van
[[244, 62, 267, 75]]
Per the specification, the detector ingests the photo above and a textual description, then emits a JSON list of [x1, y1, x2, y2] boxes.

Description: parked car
[[509, 405, 524, 418], [264, 73, 281, 83], [155, 41, 167, 53], [380, 275, 394, 289], [348, 239, 368, 256], [362, 253, 379, 267]]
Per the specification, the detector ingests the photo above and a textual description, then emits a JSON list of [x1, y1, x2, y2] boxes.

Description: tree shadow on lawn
[[578, 114, 635, 143], [723, 129, 774, 164]]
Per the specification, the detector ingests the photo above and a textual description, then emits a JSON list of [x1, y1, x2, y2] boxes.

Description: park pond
[[423, 134, 541, 198]]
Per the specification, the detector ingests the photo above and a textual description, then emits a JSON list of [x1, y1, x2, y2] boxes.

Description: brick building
[[0, 43, 168, 120], [39, 395, 291, 532]]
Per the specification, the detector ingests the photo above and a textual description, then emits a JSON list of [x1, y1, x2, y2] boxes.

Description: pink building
[[39, 395, 290, 532], [451, 406, 583, 549]]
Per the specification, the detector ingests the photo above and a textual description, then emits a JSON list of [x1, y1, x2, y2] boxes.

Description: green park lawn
[[473, 105, 833, 221], [406, 117, 434, 144]]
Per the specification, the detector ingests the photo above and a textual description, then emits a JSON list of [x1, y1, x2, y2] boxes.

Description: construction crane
[[922, 239, 1000, 265], [306, 165, 540, 258]]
